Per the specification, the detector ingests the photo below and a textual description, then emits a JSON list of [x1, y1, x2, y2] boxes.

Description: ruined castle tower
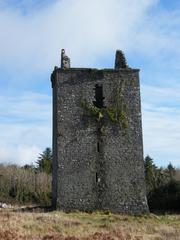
[[51, 49, 149, 214]]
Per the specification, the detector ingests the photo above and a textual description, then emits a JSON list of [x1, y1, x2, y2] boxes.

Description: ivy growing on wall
[[107, 82, 128, 128], [80, 81, 128, 130], [80, 99, 104, 121]]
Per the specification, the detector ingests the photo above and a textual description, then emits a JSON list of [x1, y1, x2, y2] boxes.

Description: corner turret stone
[[115, 50, 128, 69], [61, 49, 70, 69]]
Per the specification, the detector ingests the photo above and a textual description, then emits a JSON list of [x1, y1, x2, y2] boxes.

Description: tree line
[[145, 155, 180, 212], [0, 148, 179, 212]]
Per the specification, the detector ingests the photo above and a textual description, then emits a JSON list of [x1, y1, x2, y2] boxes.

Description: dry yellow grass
[[0, 208, 179, 240]]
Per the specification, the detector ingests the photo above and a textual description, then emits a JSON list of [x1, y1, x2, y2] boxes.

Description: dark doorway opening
[[93, 84, 105, 108]]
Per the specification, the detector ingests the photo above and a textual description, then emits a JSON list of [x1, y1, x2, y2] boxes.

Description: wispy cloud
[[0, 144, 41, 166], [0, 0, 179, 71], [0, 92, 51, 165], [0, 0, 158, 72], [142, 85, 180, 167], [0, 92, 51, 123], [0, 0, 179, 82], [142, 85, 180, 107]]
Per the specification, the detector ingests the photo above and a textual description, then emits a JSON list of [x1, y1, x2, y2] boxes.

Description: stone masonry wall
[[51, 67, 149, 214]]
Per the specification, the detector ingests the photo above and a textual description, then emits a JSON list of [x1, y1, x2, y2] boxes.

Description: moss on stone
[[80, 82, 128, 129]]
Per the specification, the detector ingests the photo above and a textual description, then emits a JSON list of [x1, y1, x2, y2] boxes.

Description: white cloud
[[0, 92, 51, 165], [0, 0, 158, 73], [0, 92, 51, 123], [141, 85, 180, 106], [0, 144, 41, 166], [142, 85, 180, 167]]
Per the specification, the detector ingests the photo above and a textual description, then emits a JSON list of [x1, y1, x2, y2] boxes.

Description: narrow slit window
[[96, 173, 98, 183], [97, 142, 100, 152]]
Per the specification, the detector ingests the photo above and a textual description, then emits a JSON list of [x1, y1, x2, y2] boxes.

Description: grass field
[[0, 207, 179, 240]]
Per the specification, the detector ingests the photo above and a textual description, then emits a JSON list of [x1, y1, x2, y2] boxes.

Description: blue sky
[[0, 0, 179, 167]]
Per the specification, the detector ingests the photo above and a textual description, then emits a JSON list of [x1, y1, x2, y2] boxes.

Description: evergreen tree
[[144, 156, 180, 212], [36, 148, 52, 174], [144, 155, 156, 194], [167, 162, 176, 181]]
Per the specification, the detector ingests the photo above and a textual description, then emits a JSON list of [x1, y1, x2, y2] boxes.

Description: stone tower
[[51, 49, 149, 214]]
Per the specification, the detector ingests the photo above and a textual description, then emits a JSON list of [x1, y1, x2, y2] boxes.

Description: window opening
[[96, 173, 100, 183], [93, 84, 105, 108], [96, 173, 98, 183], [97, 142, 100, 152]]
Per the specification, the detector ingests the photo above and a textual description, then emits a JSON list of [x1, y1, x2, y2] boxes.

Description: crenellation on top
[[61, 49, 71, 69], [58, 49, 138, 72], [114, 50, 129, 69]]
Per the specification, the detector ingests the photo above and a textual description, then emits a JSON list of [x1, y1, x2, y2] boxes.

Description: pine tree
[[36, 148, 52, 174], [167, 162, 176, 181], [144, 155, 157, 194]]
